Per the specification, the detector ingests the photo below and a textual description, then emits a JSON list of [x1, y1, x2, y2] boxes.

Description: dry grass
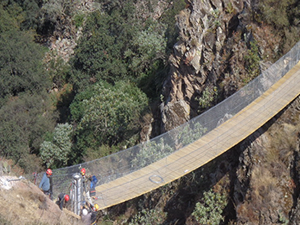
[[267, 123, 298, 166], [0, 176, 84, 225]]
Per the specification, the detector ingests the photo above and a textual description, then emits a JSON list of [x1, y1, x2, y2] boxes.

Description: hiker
[[80, 168, 92, 194], [80, 168, 99, 202], [56, 193, 70, 210], [39, 169, 53, 199]]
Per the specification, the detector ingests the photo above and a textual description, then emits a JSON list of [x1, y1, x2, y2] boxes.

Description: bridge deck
[[94, 62, 300, 210]]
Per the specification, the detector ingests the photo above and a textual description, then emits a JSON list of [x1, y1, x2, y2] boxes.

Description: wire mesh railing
[[30, 41, 300, 202]]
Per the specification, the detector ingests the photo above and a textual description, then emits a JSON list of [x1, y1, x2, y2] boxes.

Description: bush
[[129, 208, 167, 225], [71, 80, 148, 151], [40, 123, 73, 168], [244, 40, 260, 82], [0, 93, 57, 173], [192, 189, 228, 225], [0, 29, 49, 100]]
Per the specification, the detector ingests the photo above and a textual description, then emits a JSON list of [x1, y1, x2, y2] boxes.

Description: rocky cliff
[[160, 0, 280, 132], [156, 0, 300, 224]]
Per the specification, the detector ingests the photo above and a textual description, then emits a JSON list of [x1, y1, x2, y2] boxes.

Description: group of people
[[38, 167, 99, 224]]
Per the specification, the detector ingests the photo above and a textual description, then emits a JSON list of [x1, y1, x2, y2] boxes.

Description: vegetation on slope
[[1, 0, 300, 224]]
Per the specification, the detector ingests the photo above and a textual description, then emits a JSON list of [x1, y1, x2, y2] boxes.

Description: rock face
[[232, 96, 300, 224], [160, 0, 261, 132], [160, 0, 246, 132], [157, 1, 300, 223]]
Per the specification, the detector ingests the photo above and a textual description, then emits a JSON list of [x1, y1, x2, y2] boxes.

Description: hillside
[[0, 175, 81, 225], [1, 0, 300, 224]]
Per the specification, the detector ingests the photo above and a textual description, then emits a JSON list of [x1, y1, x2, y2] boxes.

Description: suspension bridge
[[93, 60, 300, 210], [32, 42, 300, 213]]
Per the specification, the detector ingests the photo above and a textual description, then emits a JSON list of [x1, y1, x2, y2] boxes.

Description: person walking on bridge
[[39, 169, 53, 199]]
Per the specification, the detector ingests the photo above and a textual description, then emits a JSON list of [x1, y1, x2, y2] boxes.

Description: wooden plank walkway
[[94, 62, 300, 210]]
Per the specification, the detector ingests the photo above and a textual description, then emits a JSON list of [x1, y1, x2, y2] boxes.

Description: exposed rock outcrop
[[160, 0, 280, 132], [233, 96, 300, 224], [161, 0, 247, 132]]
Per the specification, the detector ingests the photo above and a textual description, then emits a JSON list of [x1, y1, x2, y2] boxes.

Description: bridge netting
[[30, 41, 300, 203]]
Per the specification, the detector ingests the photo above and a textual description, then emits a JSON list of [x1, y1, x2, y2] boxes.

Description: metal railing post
[[72, 173, 82, 215]]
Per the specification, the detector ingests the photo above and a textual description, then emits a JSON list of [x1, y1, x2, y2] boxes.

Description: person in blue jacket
[[39, 169, 53, 199]]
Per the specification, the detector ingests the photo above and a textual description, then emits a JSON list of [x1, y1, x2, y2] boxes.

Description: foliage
[[46, 53, 72, 89], [0, 93, 57, 173], [257, 0, 300, 55], [71, 80, 148, 151], [73, 13, 85, 28], [0, 2, 23, 32], [128, 208, 167, 225], [39, 0, 77, 24], [71, 5, 137, 87], [192, 189, 228, 225], [125, 22, 167, 77], [244, 40, 260, 81], [196, 86, 218, 111], [131, 139, 173, 169], [258, 0, 294, 29], [177, 121, 208, 147], [0, 29, 49, 100], [16, 0, 41, 30], [71, 1, 168, 99], [40, 123, 73, 168], [159, 0, 186, 50], [211, 9, 221, 28], [0, 0, 41, 31]]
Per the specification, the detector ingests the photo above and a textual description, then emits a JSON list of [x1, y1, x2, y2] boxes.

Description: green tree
[[0, 29, 49, 101], [40, 123, 73, 168], [124, 21, 167, 75], [14, 0, 40, 30], [0, 2, 22, 32], [71, 9, 132, 88], [0, 93, 57, 172], [71, 0, 168, 96], [71, 80, 148, 151]]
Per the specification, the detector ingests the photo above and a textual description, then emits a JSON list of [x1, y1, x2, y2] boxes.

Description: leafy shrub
[[196, 86, 218, 111], [177, 121, 208, 146], [40, 123, 73, 168], [131, 139, 173, 169], [129, 208, 167, 225], [0, 93, 57, 172], [71, 1, 168, 99], [73, 13, 85, 28], [244, 40, 260, 82], [258, 0, 292, 29], [71, 80, 148, 152], [192, 189, 228, 225], [0, 30, 49, 99]]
